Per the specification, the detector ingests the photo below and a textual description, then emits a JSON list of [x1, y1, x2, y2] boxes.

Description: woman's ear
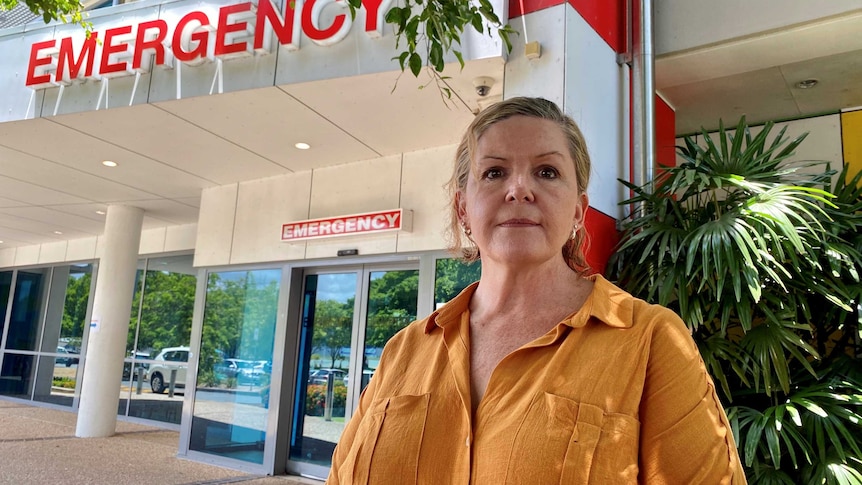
[[455, 191, 468, 224], [572, 193, 589, 227]]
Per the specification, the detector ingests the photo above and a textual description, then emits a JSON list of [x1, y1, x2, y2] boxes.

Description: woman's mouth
[[499, 219, 539, 227]]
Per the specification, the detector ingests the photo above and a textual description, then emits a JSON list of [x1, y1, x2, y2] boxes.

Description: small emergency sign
[[281, 209, 412, 242]]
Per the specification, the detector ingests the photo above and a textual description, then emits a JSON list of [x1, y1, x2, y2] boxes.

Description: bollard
[[135, 366, 144, 395], [324, 373, 334, 422], [169, 368, 177, 398]]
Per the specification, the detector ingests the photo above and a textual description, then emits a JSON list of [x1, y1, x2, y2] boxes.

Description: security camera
[[473, 76, 494, 97]]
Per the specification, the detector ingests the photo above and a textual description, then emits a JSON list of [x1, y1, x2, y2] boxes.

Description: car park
[[56, 346, 79, 367], [147, 347, 190, 393], [308, 368, 346, 385], [122, 351, 151, 381]]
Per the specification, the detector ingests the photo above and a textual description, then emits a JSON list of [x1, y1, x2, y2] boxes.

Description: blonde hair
[[445, 97, 592, 275]]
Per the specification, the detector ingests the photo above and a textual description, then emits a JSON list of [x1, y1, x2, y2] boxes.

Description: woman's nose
[[506, 175, 535, 202]]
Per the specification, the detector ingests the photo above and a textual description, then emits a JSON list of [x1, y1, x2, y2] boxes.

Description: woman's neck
[[469, 258, 587, 324]]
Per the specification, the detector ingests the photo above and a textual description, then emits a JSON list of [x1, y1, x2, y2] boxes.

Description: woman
[[327, 97, 745, 484]]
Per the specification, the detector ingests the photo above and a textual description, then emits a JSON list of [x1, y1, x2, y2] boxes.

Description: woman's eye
[[483, 168, 504, 180], [538, 167, 559, 178]]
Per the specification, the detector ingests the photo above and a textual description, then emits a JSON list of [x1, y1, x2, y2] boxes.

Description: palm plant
[[608, 117, 862, 484]]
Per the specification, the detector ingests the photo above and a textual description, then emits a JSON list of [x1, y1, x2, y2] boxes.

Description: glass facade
[[120, 255, 197, 424], [189, 268, 281, 465], [0, 264, 92, 406], [0, 253, 481, 476]]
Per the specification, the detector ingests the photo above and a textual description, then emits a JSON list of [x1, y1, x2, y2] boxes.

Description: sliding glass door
[[288, 264, 419, 478]]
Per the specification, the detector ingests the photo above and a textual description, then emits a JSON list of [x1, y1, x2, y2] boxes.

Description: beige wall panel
[[194, 184, 239, 267], [165, 224, 197, 253], [771, 115, 843, 167], [14, 245, 40, 266], [0, 248, 16, 268], [309, 155, 403, 217], [231, 173, 311, 265], [397, 145, 454, 253], [139, 227, 167, 255], [305, 155, 403, 259], [749, 115, 844, 183], [38, 241, 67, 264], [655, 0, 862, 54], [684, 114, 842, 179], [66, 237, 98, 262], [304, 232, 398, 260], [95, 236, 105, 259]]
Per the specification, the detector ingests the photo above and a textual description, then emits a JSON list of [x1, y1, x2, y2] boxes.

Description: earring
[[460, 220, 471, 237]]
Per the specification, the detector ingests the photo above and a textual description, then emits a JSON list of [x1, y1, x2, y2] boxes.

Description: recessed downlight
[[795, 79, 818, 89], [96, 210, 106, 215], [53, 231, 63, 235], [294, 142, 311, 150], [102, 160, 118, 167]]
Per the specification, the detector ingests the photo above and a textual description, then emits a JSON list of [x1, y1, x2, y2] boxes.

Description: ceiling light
[[0, 241, 4, 244], [294, 142, 311, 150], [102, 160, 118, 167], [795, 79, 818, 89], [53, 231, 63, 235], [96, 210, 106, 215]]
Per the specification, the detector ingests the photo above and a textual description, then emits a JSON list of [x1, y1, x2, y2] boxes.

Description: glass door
[[289, 264, 419, 476]]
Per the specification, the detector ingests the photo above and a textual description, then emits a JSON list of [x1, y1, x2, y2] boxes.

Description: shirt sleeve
[[638, 307, 747, 484]]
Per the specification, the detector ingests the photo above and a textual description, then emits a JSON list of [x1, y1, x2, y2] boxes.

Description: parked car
[[214, 357, 264, 385], [308, 368, 346, 385], [56, 346, 79, 367], [147, 347, 190, 393], [122, 351, 150, 381]]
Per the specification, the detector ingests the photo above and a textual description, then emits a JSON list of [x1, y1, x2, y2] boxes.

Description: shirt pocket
[[341, 393, 430, 485], [504, 392, 639, 485]]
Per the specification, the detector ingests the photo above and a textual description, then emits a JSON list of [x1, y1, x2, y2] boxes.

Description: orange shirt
[[327, 274, 746, 484]]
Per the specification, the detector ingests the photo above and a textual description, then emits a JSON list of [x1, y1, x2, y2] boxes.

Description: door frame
[[283, 256, 435, 479]]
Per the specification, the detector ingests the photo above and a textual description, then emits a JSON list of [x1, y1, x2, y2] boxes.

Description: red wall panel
[[508, 0, 626, 53], [656, 96, 676, 168], [584, 207, 619, 276]]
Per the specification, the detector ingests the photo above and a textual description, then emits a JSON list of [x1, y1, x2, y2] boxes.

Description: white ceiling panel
[[282, 69, 477, 155], [0, 207, 106, 233], [173, 197, 201, 208], [0, 227, 48, 245], [781, 49, 862, 114], [0, 118, 214, 199], [0, 144, 156, 202], [657, 8, 862, 135], [156, 87, 381, 173], [0, 212, 94, 240], [126, 199, 200, 225], [0, 175, 90, 206], [54, 104, 291, 185], [0, 196, 30, 208], [49, 203, 110, 222]]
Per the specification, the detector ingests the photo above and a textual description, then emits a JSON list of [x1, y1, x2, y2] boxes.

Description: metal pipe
[[631, 0, 656, 200]]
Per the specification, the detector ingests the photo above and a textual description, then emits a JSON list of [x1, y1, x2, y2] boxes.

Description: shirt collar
[[424, 273, 634, 334]]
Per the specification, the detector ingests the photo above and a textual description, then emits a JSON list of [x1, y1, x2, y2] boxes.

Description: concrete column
[[76, 205, 144, 438]]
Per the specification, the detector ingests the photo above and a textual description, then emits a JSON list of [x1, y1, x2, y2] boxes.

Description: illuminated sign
[[26, 0, 394, 89], [281, 209, 412, 241]]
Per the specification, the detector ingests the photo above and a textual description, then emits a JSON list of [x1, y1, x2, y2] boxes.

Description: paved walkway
[[0, 399, 323, 485]]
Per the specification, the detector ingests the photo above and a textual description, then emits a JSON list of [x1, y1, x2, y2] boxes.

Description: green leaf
[[408, 52, 422, 77]]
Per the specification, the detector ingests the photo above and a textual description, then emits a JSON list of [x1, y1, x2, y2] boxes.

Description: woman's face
[[457, 115, 588, 269]]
